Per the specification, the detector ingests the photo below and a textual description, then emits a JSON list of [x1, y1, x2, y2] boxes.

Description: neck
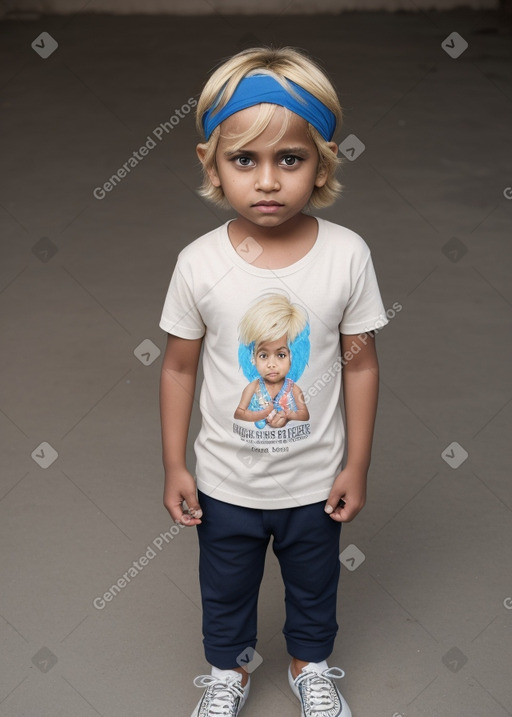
[[264, 378, 284, 395], [232, 212, 312, 244]]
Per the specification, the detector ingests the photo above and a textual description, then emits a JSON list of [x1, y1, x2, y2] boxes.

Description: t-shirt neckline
[[221, 216, 325, 276]]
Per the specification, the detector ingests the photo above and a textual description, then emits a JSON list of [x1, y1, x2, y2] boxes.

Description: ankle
[[211, 665, 250, 688], [232, 666, 249, 687], [290, 657, 310, 679]]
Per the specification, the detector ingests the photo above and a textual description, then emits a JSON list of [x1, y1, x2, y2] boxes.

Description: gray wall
[[0, 0, 500, 14]]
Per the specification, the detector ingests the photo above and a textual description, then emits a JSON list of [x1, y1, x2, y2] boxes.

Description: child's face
[[199, 105, 338, 229], [254, 336, 291, 384]]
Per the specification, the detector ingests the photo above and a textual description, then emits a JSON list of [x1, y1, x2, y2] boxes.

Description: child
[[234, 293, 310, 429], [159, 45, 389, 717]]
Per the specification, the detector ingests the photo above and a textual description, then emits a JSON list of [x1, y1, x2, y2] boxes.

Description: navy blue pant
[[196, 490, 342, 669]]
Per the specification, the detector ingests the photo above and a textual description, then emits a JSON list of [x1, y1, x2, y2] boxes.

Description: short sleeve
[[159, 261, 206, 339], [339, 253, 389, 334]]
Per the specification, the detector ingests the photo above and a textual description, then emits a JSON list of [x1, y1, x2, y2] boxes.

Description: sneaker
[[288, 662, 352, 717], [191, 668, 250, 717]]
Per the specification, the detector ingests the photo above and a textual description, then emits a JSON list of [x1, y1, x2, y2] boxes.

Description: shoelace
[[295, 666, 345, 714], [193, 674, 245, 716]]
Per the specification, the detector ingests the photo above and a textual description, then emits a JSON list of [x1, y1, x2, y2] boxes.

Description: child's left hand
[[266, 408, 291, 428], [324, 466, 367, 522]]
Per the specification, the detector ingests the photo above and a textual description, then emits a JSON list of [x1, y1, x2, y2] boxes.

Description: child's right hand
[[163, 467, 203, 526]]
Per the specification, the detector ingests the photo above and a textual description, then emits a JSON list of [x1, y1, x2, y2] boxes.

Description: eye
[[232, 155, 253, 167], [281, 155, 303, 167], [278, 352, 288, 359]]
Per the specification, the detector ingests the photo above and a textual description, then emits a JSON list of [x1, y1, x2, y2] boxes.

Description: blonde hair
[[196, 45, 344, 210], [238, 293, 308, 348]]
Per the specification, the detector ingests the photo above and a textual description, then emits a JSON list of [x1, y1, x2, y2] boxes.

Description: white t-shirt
[[159, 216, 388, 509]]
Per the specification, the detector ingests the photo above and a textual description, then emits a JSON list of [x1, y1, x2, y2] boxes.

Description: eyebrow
[[258, 346, 289, 353], [224, 146, 310, 158]]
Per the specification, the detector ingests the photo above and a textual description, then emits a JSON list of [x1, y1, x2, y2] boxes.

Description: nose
[[255, 162, 279, 191]]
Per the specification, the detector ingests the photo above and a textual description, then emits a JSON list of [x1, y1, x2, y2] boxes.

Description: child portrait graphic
[[159, 44, 389, 717], [235, 292, 310, 429]]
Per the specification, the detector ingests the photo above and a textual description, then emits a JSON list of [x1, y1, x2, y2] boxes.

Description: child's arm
[[290, 384, 310, 421], [324, 332, 380, 522], [160, 333, 204, 526], [234, 381, 274, 422]]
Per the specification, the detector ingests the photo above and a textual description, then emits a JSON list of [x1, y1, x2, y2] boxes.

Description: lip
[[253, 203, 283, 214], [252, 201, 283, 206]]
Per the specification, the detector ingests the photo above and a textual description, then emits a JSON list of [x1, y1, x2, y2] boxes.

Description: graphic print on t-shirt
[[233, 292, 312, 450]]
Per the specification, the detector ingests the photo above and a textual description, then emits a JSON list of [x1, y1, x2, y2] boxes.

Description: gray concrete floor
[[1, 8, 511, 717]]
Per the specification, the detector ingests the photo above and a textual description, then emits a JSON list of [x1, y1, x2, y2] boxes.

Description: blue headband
[[202, 74, 336, 142]]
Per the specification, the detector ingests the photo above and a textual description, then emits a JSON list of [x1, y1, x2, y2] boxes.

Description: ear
[[314, 141, 339, 188], [196, 143, 222, 188]]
